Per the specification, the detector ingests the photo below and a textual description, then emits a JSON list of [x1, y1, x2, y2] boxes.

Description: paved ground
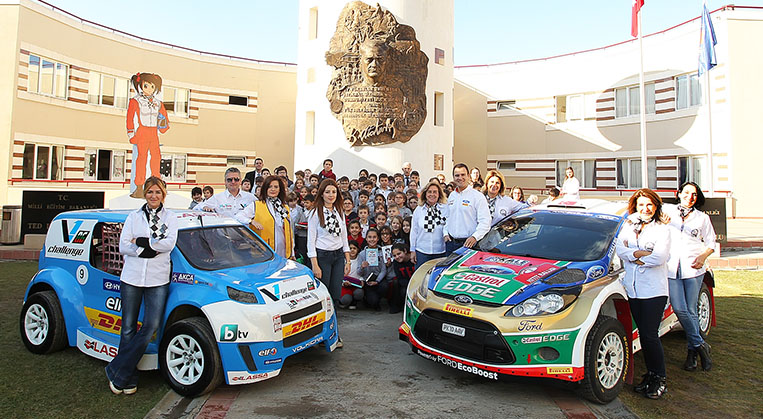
[[147, 308, 635, 419]]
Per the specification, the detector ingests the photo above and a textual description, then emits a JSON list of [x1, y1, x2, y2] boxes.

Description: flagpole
[[705, 68, 715, 197], [638, 9, 648, 189]]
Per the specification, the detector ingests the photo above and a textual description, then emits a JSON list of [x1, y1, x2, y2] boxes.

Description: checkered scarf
[[424, 204, 445, 233], [324, 208, 341, 237], [269, 197, 289, 222], [143, 204, 167, 240]]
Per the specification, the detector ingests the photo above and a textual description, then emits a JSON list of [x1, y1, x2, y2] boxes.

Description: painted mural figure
[[127, 73, 169, 198]]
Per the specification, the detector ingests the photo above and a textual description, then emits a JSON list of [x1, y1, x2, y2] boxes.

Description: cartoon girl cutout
[[126, 72, 169, 198]]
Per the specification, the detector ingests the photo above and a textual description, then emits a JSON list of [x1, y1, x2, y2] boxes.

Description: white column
[[294, 0, 454, 181]]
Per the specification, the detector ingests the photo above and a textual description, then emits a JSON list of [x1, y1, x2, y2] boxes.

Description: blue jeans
[[105, 282, 169, 388], [316, 248, 346, 303], [445, 237, 467, 254], [669, 275, 705, 348], [415, 250, 446, 270]]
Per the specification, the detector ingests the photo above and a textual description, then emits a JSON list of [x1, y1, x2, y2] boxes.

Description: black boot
[[634, 371, 654, 394], [683, 348, 698, 371], [696, 342, 712, 371], [645, 375, 667, 399]]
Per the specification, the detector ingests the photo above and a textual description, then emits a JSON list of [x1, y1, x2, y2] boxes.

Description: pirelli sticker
[[443, 303, 473, 317], [546, 367, 573, 375], [282, 312, 325, 338]]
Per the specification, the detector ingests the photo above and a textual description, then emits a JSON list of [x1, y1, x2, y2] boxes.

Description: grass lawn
[[0, 261, 168, 419], [619, 270, 763, 418]]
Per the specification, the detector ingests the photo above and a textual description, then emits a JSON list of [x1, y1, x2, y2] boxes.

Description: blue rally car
[[19, 209, 338, 397]]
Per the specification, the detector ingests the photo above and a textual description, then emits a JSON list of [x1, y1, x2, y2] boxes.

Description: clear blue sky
[[47, 0, 763, 65]]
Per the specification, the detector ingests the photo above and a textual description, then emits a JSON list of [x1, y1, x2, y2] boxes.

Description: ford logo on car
[[587, 265, 606, 279], [454, 294, 473, 305]]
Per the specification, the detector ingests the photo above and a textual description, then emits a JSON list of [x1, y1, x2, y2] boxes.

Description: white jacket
[[664, 204, 716, 279], [119, 206, 178, 287], [410, 203, 449, 255], [615, 214, 671, 299]]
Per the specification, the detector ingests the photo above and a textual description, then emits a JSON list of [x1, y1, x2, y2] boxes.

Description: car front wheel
[[19, 291, 68, 354], [159, 317, 223, 397], [578, 316, 628, 404], [697, 282, 712, 339]]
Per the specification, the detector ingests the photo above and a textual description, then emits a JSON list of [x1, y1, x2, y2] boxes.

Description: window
[[27, 54, 68, 98], [160, 153, 187, 182], [227, 156, 246, 167], [615, 83, 655, 117], [567, 94, 584, 121], [435, 48, 445, 65], [678, 156, 705, 185], [676, 74, 702, 109], [84, 148, 126, 181], [229, 95, 248, 106], [308, 7, 319, 40], [22, 144, 63, 180], [496, 101, 515, 111], [434, 91, 444, 126], [616, 158, 656, 189], [163, 87, 189, 116], [556, 160, 595, 188], [88, 72, 130, 108], [497, 161, 516, 170]]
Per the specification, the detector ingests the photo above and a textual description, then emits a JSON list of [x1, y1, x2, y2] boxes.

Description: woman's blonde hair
[[419, 180, 446, 206], [143, 176, 167, 200]]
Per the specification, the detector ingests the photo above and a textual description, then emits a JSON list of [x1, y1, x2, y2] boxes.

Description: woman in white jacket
[[615, 188, 671, 399], [105, 177, 178, 395], [665, 182, 715, 372]]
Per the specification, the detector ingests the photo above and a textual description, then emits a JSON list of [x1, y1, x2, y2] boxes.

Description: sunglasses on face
[[226, 177, 240, 182]]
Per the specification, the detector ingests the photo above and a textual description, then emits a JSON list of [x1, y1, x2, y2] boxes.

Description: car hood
[[431, 250, 571, 306], [197, 258, 314, 291]]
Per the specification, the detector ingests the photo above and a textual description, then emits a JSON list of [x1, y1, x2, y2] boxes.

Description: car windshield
[[176, 225, 273, 270], [476, 212, 620, 262]]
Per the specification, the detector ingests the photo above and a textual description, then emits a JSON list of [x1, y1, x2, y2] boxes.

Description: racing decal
[[84, 306, 141, 335], [506, 330, 580, 366], [586, 265, 606, 279], [286, 292, 319, 309], [264, 358, 282, 365], [76, 265, 89, 286], [259, 275, 315, 302], [273, 315, 282, 333], [433, 252, 570, 305], [220, 324, 249, 341], [103, 278, 121, 293], [520, 333, 570, 344], [105, 296, 121, 312], [282, 312, 325, 338], [227, 370, 279, 385], [546, 367, 573, 375], [517, 320, 543, 332], [258, 347, 277, 357], [291, 335, 324, 353], [44, 219, 98, 261], [171, 272, 195, 285], [416, 349, 498, 380], [443, 303, 473, 317], [76, 330, 117, 362]]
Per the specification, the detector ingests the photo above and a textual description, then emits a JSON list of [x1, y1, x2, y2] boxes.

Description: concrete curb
[[144, 390, 209, 419]]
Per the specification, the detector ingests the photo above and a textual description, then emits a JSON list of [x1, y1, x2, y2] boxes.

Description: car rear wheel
[[578, 316, 628, 404], [19, 291, 68, 354], [159, 317, 223, 397], [697, 282, 712, 339]]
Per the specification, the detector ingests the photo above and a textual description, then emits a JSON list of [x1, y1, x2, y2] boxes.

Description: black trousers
[[629, 296, 668, 377], [364, 280, 389, 309]]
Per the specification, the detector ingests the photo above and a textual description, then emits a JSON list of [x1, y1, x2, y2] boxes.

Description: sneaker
[[123, 385, 137, 395], [109, 380, 123, 395], [348, 304, 357, 310]]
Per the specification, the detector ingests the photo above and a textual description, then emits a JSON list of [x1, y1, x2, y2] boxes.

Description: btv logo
[[61, 220, 90, 244], [220, 324, 248, 341]]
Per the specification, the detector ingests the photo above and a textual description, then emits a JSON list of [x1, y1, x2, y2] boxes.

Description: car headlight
[[508, 293, 565, 317], [417, 267, 433, 299], [227, 286, 258, 304]]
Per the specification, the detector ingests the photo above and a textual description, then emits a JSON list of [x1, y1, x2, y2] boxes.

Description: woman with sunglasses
[[665, 182, 715, 372]]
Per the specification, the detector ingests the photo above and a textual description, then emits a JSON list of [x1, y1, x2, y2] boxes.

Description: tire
[[578, 316, 629, 404], [19, 291, 68, 354], [159, 317, 223, 397], [697, 282, 712, 339]]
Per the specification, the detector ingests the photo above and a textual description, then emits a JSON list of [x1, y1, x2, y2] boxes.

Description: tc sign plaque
[[326, 2, 428, 146]]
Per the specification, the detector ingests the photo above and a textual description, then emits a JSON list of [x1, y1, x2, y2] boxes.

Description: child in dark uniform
[[389, 242, 415, 314]]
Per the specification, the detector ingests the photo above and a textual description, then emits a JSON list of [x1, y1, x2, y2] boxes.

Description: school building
[[0, 0, 761, 219]]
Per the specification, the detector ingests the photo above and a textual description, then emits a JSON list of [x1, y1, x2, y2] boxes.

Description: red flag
[[631, 0, 644, 37]]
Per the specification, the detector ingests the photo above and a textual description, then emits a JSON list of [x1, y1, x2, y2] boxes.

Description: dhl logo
[[443, 303, 473, 317], [84, 307, 140, 334], [282, 312, 325, 338]]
